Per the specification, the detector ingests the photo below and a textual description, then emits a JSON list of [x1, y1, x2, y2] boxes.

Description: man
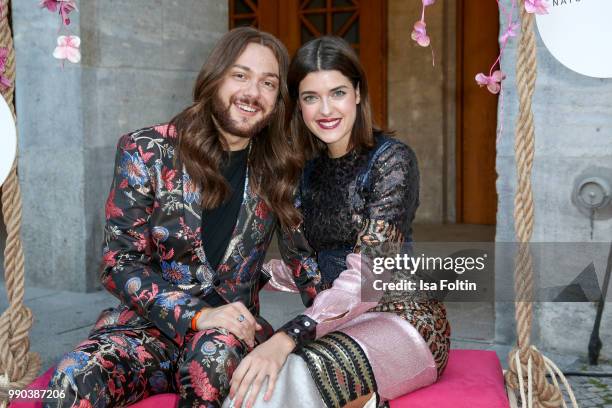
[[45, 27, 319, 408]]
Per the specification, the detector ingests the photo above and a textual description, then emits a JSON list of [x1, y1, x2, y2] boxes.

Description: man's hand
[[195, 302, 261, 348], [229, 332, 295, 408]]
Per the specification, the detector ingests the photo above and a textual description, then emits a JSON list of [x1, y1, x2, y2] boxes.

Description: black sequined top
[[299, 134, 420, 286]]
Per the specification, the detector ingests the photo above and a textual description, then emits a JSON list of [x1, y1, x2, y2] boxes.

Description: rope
[[505, 347, 578, 408], [0, 0, 41, 405], [503, 4, 572, 407]]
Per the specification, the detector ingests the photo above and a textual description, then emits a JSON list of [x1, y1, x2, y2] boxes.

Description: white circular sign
[[0, 95, 16, 187], [536, 0, 612, 78]]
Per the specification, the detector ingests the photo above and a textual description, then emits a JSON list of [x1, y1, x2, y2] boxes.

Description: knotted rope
[[0, 0, 41, 405], [504, 4, 576, 408]]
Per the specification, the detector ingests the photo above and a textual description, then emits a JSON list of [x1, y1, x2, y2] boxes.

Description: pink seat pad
[[390, 349, 510, 408], [8, 367, 178, 408], [12, 349, 507, 408]]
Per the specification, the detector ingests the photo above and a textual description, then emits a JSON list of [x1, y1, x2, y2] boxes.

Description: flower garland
[[39, 0, 81, 64], [409, 0, 550, 93], [474, 0, 549, 94], [409, 0, 550, 141], [411, 0, 436, 65]]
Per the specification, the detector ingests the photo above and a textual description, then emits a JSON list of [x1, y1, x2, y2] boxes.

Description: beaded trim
[[296, 332, 376, 408]]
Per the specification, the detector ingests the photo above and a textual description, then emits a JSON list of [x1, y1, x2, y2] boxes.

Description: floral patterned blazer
[[91, 124, 319, 347]]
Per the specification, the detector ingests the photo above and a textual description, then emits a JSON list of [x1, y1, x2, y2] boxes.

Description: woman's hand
[[229, 332, 296, 408], [195, 302, 262, 348]]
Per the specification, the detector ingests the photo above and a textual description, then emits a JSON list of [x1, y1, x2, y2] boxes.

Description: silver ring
[[237, 314, 245, 323]]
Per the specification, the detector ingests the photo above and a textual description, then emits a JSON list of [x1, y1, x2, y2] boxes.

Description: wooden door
[[229, 0, 387, 127], [456, 0, 499, 224]]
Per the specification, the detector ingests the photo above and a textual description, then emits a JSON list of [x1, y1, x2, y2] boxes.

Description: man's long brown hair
[[170, 27, 302, 228]]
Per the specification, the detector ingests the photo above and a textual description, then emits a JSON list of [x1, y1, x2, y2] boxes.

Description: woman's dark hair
[[170, 27, 302, 228], [288, 36, 383, 159]]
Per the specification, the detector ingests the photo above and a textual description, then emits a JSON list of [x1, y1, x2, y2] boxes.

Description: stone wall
[[12, 0, 228, 291], [494, 1, 612, 359], [387, 0, 457, 223]]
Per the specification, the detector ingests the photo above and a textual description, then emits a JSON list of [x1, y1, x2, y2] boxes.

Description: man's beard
[[211, 94, 275, 139]]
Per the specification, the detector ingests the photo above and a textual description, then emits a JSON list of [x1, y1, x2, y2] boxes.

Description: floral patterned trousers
[[44, 327, 249, 408]]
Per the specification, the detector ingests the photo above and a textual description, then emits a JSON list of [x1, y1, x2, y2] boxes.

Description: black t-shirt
[[201, 147, 248, 270]]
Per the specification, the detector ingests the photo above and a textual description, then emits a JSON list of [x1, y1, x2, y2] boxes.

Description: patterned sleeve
[[356, 140, 419, 257], [274, 223, 321, 307], [357, 140, 423, 304], [100, 133, 208, 347], [272, 185, 322, 345]]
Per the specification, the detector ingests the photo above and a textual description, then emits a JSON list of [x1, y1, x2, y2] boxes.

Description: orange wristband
[[191, 309, 204, 331]]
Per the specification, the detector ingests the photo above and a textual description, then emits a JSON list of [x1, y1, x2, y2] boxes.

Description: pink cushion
[[9, 367, 55, 408], [13, 350, 508, 408], [125, 393, 178, 408], [9, 367, 178, 408], [390, 349, 510, 408]]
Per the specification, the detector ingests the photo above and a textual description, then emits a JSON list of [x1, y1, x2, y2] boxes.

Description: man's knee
[[178, 328, 247, 389], [45, 360, 95, 408], [47, 348, 123, 408], [185, 328, 247, 359]]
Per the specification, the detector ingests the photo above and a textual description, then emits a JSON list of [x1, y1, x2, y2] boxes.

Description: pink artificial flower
[[422, 0, 435, 5], [58, 0, 78, 26], [411, 21, 430, 47], [53, 35, 81, 64], [500, 22, 519, 43], [475, 70, 506, 94], [524, 0, 549, 15], [39, 0, 59, 12], [40, 0, 78, 25]]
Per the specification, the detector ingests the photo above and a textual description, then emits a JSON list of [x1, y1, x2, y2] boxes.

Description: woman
[[228, 36, 450, 408]]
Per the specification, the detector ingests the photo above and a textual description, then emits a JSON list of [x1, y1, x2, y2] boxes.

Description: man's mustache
[[231, 95, 264, 111]]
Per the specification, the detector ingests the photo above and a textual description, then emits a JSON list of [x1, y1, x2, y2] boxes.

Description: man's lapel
[[180, 165, 216, 280], [216, 164, 255, 275]]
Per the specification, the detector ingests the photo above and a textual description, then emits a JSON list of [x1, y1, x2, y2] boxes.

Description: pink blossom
[[475, 70, 506, 94], [411, 21, 430, 47], [500, 22, 519, 43], [39, 0, 59, 12], [59, 0, 78, 26], [53, 35, 81, 64], [40, 0, 78, 25], [525, 0, 549, 15], [422, 0, 435, 5]]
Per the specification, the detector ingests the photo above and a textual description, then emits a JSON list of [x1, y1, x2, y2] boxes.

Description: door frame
[[455, 0, 499, 225]]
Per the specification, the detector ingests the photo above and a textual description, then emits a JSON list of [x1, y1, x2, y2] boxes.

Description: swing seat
[[11, 350, 508, 408]]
